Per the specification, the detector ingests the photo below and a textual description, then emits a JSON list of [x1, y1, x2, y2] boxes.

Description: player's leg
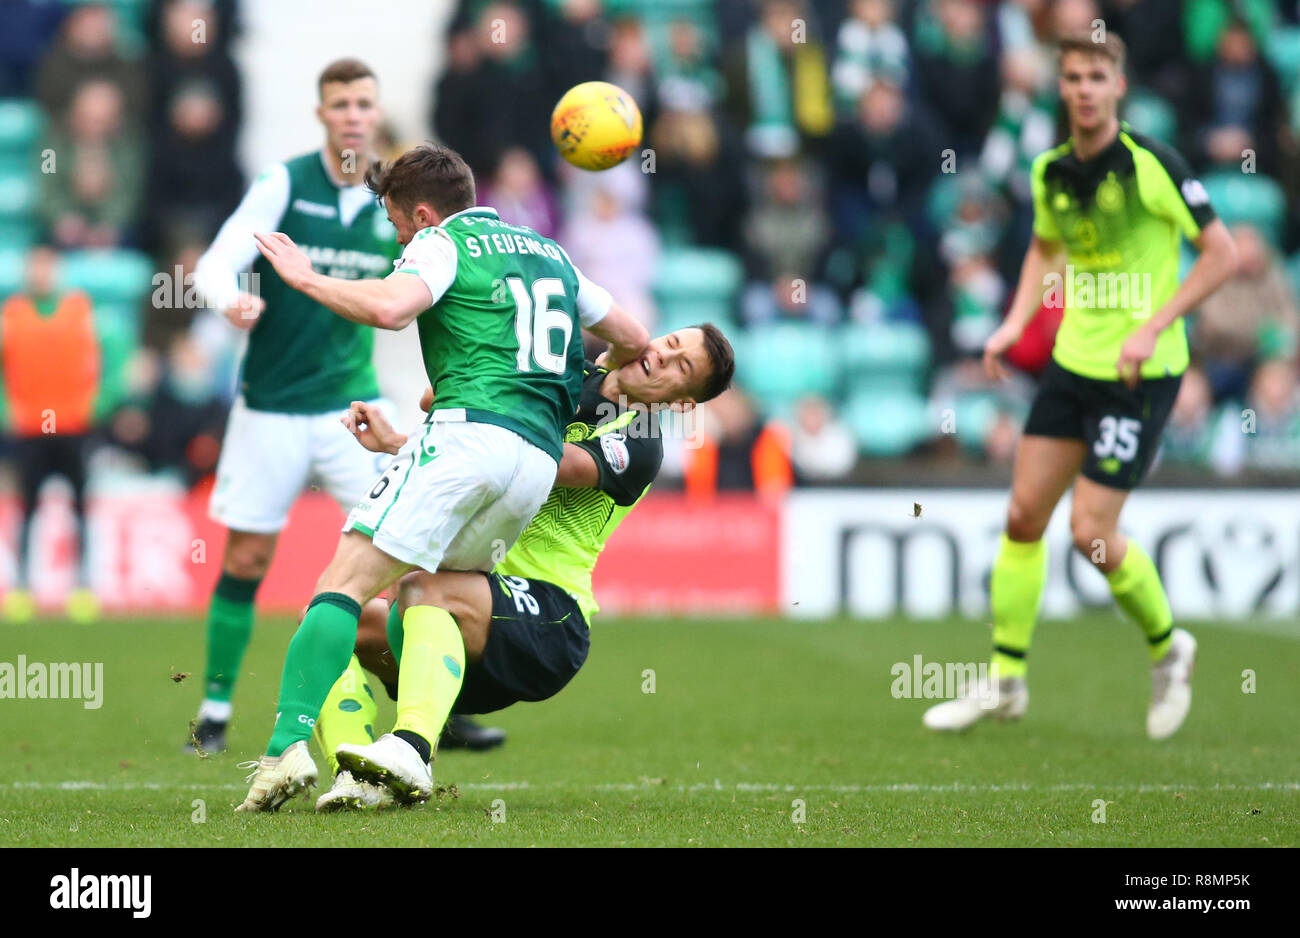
[[56, 433, 97, 622], [365, 574, 506, 749], [335, 423, 554, 801], [197, 399, 310, 752], [4, 435, 44, 622], [266, 529, 411, 756], [1073, 371, 1194, 739], [387, 432, 555, 760], [312, 598, 391, 812], [237, 531, 411, 812], [926, 361, 1088, 731], [991, 433, 1086, 679]]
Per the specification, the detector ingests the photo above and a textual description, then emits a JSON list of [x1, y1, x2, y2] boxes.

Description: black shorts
[[1023, 359, 1182, 490], [451, 574, 590, 715]]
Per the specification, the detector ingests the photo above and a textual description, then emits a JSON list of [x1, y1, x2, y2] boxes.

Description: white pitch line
[[3, 780, 1297, 794]]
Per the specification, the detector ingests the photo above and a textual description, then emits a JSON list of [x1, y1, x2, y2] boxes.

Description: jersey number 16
[[506, 277, 572, 376]]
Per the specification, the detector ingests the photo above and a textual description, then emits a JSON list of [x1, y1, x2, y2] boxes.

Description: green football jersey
[[241, 152, 398, 413], [394, 207, 587, 462], [495, 363, 663, 622], [1030, 124, 1217, 381]]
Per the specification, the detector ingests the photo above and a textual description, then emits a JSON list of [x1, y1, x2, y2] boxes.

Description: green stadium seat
[[949, 392, 999, 455], [0, 172, 36, 218], [843, 389, 931, 457], [1202, 171, 1286, 246], [0, 246, 24, 296], [1286, 251, 1300, 300], [1266, 27, 1300, 94], [61, 249, 156, 305], [0, 99, 42, 152], [733, 322, 840, 418], [1123, 89, 1178, 145], [94, 316, 139, 419], [656, 299, 734, 335], [839, 321, 931, 394], [0, 219, 36, 251], [654, 247, 743, 299]]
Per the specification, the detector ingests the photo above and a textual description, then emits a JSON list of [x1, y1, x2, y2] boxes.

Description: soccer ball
[[550, 81, 643, 171]]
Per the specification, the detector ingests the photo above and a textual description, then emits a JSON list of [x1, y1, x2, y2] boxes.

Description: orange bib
[[1, 291, 100, 436]]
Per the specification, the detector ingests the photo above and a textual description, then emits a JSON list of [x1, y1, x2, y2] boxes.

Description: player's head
[[316, 58, 382, 159], [1056, 32, 1127, 135], [365, 144, 476, 244], [614, 323, 734, 411]]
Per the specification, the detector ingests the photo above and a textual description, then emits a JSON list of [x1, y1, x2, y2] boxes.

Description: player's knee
[[1005, 498, 1048, 543], [396, 571, 441, 610], [223, 537, 274, 580], [1069, 516, 1109, 560]]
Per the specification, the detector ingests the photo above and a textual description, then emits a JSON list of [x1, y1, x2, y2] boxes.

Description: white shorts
[[344, 415, 557, 574], [209, 396, 397, 534]]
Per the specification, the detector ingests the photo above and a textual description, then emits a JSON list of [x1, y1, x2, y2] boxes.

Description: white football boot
[[315, 770, 395, 812], [1147, 628, 1196, 740], [235, 741, 318, 812], [335, 733, 433, 805], [922, 674, 1029, 731]]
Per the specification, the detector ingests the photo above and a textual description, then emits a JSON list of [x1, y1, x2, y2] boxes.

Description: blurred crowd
[[5, 0, 1300, 498]]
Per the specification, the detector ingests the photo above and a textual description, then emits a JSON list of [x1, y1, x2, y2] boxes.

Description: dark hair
[[1057, 31, 1127, 72], [364, 144, 476, 218], [318, 58, 376, 96], [688, 322, 735, 403]]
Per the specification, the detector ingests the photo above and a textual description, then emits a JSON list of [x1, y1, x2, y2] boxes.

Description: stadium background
[[3, 0, 1300, 621]]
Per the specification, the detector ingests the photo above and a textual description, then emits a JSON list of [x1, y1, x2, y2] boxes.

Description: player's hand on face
[[1117, 325, 1157, 389], [254, 232, 314, 289], [343, 401, 406, 454], [222, 291, 266, 330], [983, 321, 1022, 382]]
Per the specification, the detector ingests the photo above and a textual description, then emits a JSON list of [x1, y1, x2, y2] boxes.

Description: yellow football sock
[[990, 534, 1047, 679], [392, 606, 464, 750], [1106, 539, 1174, 661], [314, 655, 377, 776]]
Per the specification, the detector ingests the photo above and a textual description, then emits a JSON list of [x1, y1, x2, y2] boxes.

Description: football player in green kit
[[189, 59, 400, 754], [924, 33, 1238, 739], [236, 143, 650, 811]]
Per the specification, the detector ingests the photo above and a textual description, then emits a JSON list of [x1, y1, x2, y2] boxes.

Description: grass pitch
[[1, 613, 1296, 847]]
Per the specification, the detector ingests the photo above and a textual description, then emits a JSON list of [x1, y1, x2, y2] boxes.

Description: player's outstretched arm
[[253, 232, 431, 330], [586, 301, 650, 370], [984, 234, 1064, 381], [1117, 219, 1238, 387]]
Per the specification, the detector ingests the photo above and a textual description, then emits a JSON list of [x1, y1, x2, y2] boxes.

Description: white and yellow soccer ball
[[550, 81, 643, 172]]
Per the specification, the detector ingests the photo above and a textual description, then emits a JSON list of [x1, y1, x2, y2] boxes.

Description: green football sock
[[202, 573, 261, 706], [267, 592, 360, 757], [314, 655, 377, 776], [386, 598, 404, 664], [392, 606, 464, 750], [1106, 539, 1174, 661], [990, 534, 1047, 679]]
